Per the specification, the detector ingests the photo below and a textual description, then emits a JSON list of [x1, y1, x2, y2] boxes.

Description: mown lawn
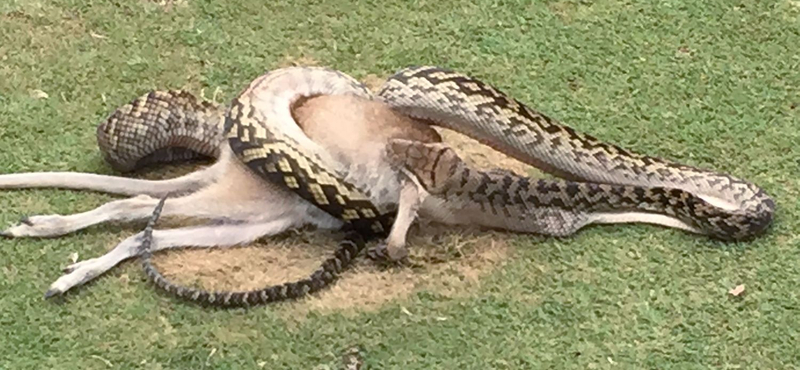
[[1, 0, 798, 368]]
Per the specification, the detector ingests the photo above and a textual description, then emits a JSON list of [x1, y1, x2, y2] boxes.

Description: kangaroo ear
[[386, 139, 463, 194]]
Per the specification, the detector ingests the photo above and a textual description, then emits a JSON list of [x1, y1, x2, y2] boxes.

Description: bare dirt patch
[[361, 74, 386, 91], [439, 129, 541, 176], [145, 71, 539, 315], [154, 225, 511, 315]]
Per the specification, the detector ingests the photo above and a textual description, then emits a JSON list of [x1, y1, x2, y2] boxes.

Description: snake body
[[97, 90, 224, 172], [103, 68, 396, 307], [379, 67, 774, 240], [139, 194, 368, 306], [96, 66, 774, 307]]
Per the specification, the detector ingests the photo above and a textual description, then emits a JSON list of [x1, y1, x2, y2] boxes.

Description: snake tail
[[138, 193, 368, 307]]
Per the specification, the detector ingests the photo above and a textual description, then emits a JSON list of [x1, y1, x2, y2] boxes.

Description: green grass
[[1, 0, 799, 368]]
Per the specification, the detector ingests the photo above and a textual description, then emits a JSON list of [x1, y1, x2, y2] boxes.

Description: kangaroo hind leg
[[45, 218, 304, 298]]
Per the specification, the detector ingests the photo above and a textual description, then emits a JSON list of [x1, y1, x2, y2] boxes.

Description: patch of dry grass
[[2, 1, 797, 368], [134, 67, 534, 316], [146, 68, 529, 313], [154, 225, 511, 315]]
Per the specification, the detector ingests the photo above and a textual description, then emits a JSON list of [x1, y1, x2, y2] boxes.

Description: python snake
[[96, 66, 774, 307]]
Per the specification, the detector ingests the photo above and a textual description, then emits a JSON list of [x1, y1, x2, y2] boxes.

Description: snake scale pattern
[[96, 66, 774, 307], [380, 68, 774, 240]]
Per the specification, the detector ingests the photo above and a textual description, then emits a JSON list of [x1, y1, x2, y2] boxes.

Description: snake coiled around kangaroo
[[96, 66, 774, 307]]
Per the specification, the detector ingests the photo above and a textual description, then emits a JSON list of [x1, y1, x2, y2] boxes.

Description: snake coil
[[97, 66, 774, 307]]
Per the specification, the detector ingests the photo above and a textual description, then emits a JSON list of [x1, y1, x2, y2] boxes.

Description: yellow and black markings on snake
[[137, 79, 397, 307], [381, 67, 774, 239], [123, 65, 774, 307], [224, 96, 394, 236], [139, 192, 377, 306], [97, 90, 225, 172]]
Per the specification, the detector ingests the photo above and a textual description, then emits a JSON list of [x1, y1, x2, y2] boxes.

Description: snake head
[[387, 139, 463, 194]]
